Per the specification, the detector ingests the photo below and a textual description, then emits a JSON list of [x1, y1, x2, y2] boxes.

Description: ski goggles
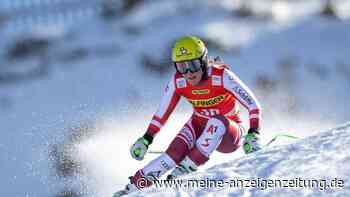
[[174, 59, 202, 74]]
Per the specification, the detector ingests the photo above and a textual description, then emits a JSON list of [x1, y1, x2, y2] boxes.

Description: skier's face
[[183, 69, 203, 86]]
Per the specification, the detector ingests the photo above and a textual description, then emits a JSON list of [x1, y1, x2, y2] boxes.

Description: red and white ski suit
[[132, 64, 262, 188]]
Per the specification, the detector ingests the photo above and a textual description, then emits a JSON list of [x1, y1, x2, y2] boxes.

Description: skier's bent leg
[[188, 115, 229, 166], [131, 153, 176, 189], [216, 118, 242, 153], [167, 116, 228, 180], [131, 123, 196, 189], [165, 123, 196, 164]]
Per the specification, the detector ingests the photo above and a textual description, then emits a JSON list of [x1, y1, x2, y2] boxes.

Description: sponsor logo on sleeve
[[176, 78, 187, 88], [212, 75, 222, 86], [233, 86, 253, 105]]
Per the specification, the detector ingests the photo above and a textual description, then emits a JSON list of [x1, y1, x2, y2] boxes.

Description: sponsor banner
[[189, 95, 225, 107]]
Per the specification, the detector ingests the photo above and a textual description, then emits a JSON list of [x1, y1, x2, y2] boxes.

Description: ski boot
[[166, 156, 198, 180]]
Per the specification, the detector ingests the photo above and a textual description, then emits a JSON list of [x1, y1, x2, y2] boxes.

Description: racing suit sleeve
[[145, 75, 181, 138], [222, 69, 262, 130]]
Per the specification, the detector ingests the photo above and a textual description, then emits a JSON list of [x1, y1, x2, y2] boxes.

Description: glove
[[130, 134, 153, 161], [243, 128, 262, 154]]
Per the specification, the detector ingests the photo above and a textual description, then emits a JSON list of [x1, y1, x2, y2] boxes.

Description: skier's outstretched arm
[[130, 75, 181, 160], [222, 69, 262, 154]]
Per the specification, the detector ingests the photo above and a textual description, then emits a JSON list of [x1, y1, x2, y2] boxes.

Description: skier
[[114, 35, 262, 196]]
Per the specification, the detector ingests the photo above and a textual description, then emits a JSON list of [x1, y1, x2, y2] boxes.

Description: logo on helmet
[[180, 47, 188, 55], [178, 47, 192, 58]]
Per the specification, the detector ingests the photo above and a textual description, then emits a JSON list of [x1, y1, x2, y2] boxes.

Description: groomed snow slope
[[135, 122, 350, 197], [0, 1, 349, 196]]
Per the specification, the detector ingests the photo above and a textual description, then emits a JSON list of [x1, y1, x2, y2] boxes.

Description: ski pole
[[263, 133, 299, 147], [148, 150, 164, 154]]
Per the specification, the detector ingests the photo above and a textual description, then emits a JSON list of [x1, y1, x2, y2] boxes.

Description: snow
[[0, 0, 349, 196], [137, 122, 350, 197]]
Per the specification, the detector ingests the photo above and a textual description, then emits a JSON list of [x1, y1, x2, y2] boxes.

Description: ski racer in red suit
[[113, 36, 262, 196]]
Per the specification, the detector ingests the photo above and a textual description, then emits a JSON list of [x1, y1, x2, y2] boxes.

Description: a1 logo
[[207, 125, 218, 135]]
